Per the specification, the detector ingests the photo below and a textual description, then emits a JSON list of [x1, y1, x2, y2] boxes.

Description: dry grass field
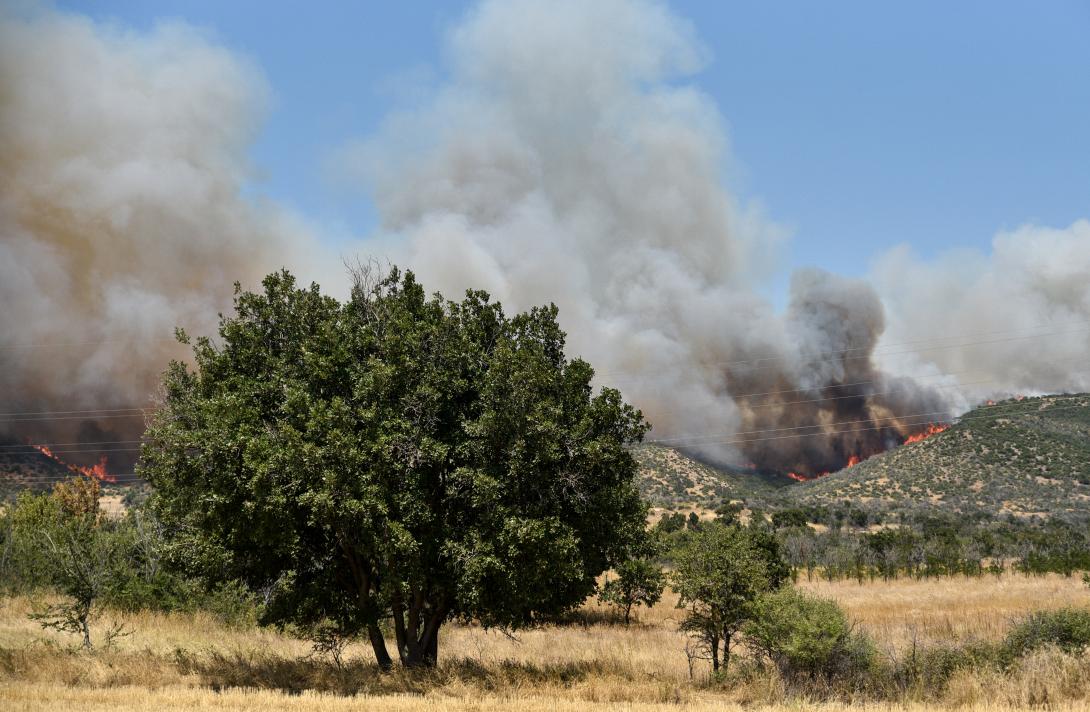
[[3, 573, 1090, 711]]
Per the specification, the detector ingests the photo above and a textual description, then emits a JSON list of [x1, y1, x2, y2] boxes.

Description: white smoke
[[4, 0, 1086, 476], [347, 0, 782, 455], [0, 6, 335, 462], [344, 0, 967, 470], [875, 220, 1090, 404]]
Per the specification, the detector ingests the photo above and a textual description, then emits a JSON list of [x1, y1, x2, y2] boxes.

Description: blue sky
[[62, 0, 1090, 281]]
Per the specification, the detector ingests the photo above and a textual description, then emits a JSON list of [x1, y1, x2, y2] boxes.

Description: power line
[[0, 407, 149, 418], [647, 377, 1090, 444], [0, 439, 145, 450], [2, 356, 1085, 425], [0, 446, 143, 455], [2, 386, 1086, 454], [0, 412, 148, 423], [635, 398, 1090, 450], [4, 399, 1085, 484], [0, 337, 182, 351], [2, 473, 145, 482], [620, 355, 1090, 404], [647, 409, 954, 446]]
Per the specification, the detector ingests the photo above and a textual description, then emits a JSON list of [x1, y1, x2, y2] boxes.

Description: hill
[[789, 393, 1090, 518], [0, 439, 74, 498], [633, 444, 791, 509]]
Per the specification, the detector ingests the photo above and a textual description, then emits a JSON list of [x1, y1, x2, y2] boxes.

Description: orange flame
[[845, 454, 861, 468], [786, 471, 808, 482], [903, 423, 949, 445], [29, 443, 116, 483]]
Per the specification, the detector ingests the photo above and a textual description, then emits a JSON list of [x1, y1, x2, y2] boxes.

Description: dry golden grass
[[9, 681, 1090, 712], [802, 571, 1090, 650], [3, 573, 1090, 711]]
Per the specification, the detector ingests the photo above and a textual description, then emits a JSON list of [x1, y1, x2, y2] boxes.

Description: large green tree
[[140, 267, 649, 668]]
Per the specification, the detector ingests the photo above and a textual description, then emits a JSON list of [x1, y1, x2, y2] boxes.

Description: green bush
[[201, 579, 264, 628], [0, 490, 64, 592], [894, 641, 1001, 692], [745, 587, 874, 681], [1003, 607, 1090, 658]]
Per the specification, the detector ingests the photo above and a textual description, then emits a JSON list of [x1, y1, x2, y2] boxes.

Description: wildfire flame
[[29, 442, 116, 483], [785, 424, 950, 482], [902, 422, 949, 445]]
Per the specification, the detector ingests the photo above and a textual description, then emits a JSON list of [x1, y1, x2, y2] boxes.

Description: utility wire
[[0, 439, 145, 450], [0, 407, 150, 418], [634, 398, 1090, 450]]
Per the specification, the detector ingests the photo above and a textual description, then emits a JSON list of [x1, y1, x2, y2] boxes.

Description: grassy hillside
[[790, 393, 1090, 517], [633, 444, 791, 509]]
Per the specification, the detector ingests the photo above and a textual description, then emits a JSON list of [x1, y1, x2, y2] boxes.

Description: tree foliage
[[672, 523, 788, 673], [140, 267, 649, 668], [745, 588, 873, 681], [599, 558, 665, 625], [11, 477, 131, 649]]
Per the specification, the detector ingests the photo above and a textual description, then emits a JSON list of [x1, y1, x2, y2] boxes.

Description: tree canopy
[[139, 267, 649, 668]]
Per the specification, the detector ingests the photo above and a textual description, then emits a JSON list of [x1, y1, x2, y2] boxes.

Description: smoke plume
[[3, 0, 1088, 479], [0, 7, 327, 472], [347, 0, 1090, 473], [345, 0, 966, 473], [875, 221, 1090, 405]]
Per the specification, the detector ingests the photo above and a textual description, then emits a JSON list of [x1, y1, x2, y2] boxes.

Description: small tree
[[715, 501, 743, 526], [29, 477, 127, 649], [599, 559, 665, 625], [672, 524, 784, 673]]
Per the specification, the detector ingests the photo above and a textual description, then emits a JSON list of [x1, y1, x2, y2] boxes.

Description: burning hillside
[[784, 422, 950, 482], [788, 394, 1090, 517], [28, 443, 116, 483]]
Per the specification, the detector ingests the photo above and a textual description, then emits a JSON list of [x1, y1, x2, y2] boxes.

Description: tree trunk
[[400, 621, 442, 668], [623, 603, 632, 627], [709, 632, 720, 673], [393, 592, 446, 668], [721, 633, 731, 674], [78, 600, 92, 650], [80, 617, 92, 650], [367, 623, 393, 671]]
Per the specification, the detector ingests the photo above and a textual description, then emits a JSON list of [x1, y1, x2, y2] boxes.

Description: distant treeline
[[654, 502, 1090, 581]]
